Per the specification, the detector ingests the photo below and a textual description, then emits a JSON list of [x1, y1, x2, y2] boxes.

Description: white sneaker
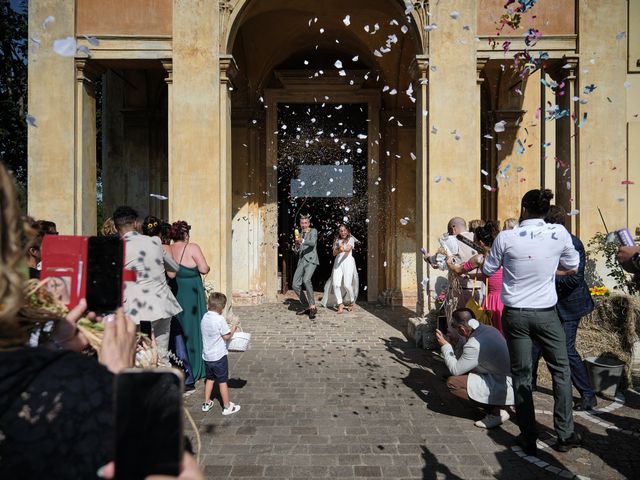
[[222, 402, 241, 416], [202, 400, 214, 412], [474, 409, 509, 429]]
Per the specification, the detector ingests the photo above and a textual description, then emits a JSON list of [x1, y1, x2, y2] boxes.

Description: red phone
[[40, 235, 135, 313]]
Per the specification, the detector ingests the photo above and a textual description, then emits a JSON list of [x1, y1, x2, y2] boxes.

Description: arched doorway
[[226, 0, 424, 305]]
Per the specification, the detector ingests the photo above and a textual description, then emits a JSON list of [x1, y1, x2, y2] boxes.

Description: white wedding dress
[[321, 236, 359, 308]]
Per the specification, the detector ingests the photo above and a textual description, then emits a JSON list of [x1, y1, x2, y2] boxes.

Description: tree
[[0, 0, 28, 195]]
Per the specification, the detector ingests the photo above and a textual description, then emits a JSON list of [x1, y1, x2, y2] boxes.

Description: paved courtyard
[[184, 302, 640, 479]]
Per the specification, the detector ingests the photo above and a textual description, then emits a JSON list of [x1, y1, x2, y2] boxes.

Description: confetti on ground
[[622, 180, 635, 185], [434, 176, 442, 183], [568, 209, 580, 216], [494, 120, 506, 133], [577, 113, 588, 128], [26, 115, 37, 127], [616, 31, 626, 40], [343, 15, 350, 26], [450, 11, 460, 20], [399, 217, 410, 226], [150, 194, 168, 200]]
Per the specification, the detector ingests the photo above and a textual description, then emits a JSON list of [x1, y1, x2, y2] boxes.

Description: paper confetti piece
[[567, 209, 579, 216], [622, 180, 635, 185], [42, 16, 55, 29], [481, 169, 488, 176], [343, 15, 351, 26], [616, 31, 626, 40], [483, 185, 496, 192], [26, 115, 37, 127], [434, 176, 442, 183], [624, 81, 631, 89], [450, 11, 460, 20], [494, 120, 506, 133], [400, 217, 410, 225], [334, 60, 343, 69], [577, 113, 588, 128], [53, 37, 77, 57], [150, 194, 168, 200], [410, 152, 416, 161]]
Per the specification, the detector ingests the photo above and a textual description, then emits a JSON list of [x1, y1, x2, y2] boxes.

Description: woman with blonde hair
[[0, 162, 138, 478]]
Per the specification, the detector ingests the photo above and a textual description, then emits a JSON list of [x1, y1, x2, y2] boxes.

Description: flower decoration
[[589, 286, 610, 297]]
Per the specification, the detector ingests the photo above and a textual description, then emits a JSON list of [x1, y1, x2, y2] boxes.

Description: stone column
[[414, 55, 429, 314], [75, 59, 102, 235], [219, 55, 237, 301], [578, 0, 627, 240], [172, 0, 230, 295], [427, 0, 480, 296], [551, 57, 578, 232], [27, 0, 76, 233]]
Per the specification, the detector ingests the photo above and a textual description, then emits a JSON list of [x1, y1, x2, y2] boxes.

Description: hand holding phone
[[115, 369, 184, 479]]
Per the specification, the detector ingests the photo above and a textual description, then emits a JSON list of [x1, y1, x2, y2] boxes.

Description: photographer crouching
[[436, 308, 514, 429]]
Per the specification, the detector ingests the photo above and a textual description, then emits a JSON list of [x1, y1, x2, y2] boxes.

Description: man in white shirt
[[483, 189, 581, 455], [436, 308, 514, 429]]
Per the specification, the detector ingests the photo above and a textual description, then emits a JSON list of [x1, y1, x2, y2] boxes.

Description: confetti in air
[[53, 37, 77, 57]]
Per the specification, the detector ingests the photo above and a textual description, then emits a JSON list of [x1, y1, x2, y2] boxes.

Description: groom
[[292, 215, 319, 319]]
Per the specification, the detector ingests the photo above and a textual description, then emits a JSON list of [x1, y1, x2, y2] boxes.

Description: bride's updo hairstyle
[[521, 189, 554, 217]]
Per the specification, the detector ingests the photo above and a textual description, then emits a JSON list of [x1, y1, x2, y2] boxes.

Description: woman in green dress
[[169, 221, 210, 382]]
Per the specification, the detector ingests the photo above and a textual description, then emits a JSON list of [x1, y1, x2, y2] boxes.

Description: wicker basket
[[227, 326, 251, 352]]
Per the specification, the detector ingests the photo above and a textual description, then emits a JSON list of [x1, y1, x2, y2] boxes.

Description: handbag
[[465, 275, 492, 326]]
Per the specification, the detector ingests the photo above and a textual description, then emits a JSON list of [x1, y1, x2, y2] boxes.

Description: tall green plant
[[588, 233, 638, 295]]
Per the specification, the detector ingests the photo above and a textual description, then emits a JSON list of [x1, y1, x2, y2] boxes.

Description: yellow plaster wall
[[577, 0, 628, 241], [28, 0, 76, 233], [427, 0, 481, 252], [76, 0, 172, 37]]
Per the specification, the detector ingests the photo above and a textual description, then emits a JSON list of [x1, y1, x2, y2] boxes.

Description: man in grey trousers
[[483, 189, 582, 455], [292, 215, 319, 320]]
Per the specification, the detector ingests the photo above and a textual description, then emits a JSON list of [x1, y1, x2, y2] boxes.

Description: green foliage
[[0, 0, 28, 185], [588, 233, 639, 295]]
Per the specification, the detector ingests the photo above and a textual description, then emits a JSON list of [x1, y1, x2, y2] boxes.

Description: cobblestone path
[[184, 302, 640, 479]]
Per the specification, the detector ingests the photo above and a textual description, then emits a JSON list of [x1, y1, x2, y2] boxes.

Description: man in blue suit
[[532, 205, 597, 411]]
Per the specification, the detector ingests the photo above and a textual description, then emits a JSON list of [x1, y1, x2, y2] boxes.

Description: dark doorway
[[277, 103, 368, 298]]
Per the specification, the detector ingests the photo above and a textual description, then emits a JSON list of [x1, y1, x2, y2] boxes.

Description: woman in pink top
[[448, 221, 504, 334]]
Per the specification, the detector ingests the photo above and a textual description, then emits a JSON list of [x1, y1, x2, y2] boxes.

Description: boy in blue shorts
[[201, 292, 241, 415]]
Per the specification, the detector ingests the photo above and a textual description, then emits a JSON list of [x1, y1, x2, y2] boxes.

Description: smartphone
[[86, 236, 124, 314], [114, 369, 184, 479]]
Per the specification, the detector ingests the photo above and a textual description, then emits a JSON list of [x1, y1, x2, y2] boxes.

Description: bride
[[321, 224, 359, 313]]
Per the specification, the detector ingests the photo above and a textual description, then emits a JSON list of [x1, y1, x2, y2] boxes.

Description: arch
[[224, 0, 426, 56]]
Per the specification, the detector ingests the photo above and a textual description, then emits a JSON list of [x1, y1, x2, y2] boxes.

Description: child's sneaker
[[202, 400, 214, 412], [222, 402, 241, 416]]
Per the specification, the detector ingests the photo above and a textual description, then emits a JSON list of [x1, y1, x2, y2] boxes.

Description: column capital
[[75, 59, 104, 85], [550, 56, 578, 80], [220, 54, 238, 88], [476, 57, 489, 85], [410, 54, 430, 80], [161, 59, 173, 84]]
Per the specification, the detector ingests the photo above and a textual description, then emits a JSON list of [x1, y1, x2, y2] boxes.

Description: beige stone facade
[[27, 0, 640, 311]]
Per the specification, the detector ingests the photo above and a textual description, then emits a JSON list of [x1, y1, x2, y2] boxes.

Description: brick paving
[[183, 302, 640, 479]]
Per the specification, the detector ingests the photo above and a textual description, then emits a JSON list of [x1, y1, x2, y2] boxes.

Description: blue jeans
[[532, 318, 595, 399]]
